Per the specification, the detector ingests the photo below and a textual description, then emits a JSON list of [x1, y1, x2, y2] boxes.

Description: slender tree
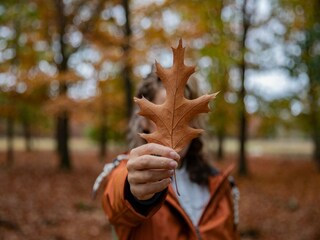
[[53, 0, 72, 169], [121, 0, 134, 118], [280, 0, 320, 169], [3, 0, 23, 165], [41, 0, 107, 169], [204, 1, 237, 160], [0, 0, 52, 160], [6, 109, 14, 166], [304, 1, 320, 168], [97, 81, 109, 161], [238, 0, 250, 175]]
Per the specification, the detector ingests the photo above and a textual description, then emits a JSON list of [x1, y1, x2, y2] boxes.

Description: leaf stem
[[173, 170, 180, 196]]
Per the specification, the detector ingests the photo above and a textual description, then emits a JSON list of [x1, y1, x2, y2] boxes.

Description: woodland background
[[0, 0, 320, 239]]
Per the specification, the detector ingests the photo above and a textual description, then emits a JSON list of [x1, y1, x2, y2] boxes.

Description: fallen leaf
[[134, 39, 217, 152]]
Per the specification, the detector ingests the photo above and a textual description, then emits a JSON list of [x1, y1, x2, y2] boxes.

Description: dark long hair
[[127, 68, 212, 186]]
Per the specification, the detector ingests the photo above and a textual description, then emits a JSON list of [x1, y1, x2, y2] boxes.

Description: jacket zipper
[[197, 175, 230, 226], [195, 226, 202, 240], [169, 179, 225, 240], [166, 189, 203, 240], [193, 175, 231, 240]]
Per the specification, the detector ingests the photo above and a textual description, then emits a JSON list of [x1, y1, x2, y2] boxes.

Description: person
[[94, 70, 240, 240]]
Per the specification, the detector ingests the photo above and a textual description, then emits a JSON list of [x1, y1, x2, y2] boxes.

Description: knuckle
[[149, 143, 158, 149], [140, 156, 149, 168], [145, 143, 153, 152], [126, 159, 133, 171], [129, 148, 136, 156], [161, 178, 170, 188], [160, 159, 168, 167], [127, 173, 134, 183]]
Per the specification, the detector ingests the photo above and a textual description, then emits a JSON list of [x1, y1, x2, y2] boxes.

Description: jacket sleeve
[[102, 160, 166, 228]]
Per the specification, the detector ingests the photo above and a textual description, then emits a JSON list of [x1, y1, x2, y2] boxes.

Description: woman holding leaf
[[96, 41, 240, 240]]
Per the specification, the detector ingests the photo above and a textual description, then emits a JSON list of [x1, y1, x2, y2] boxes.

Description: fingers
[[127, 155, 178, 171], [130, 178, 171, 201], [128, 169, 174, 184], [130, 143, 180, 161], [127, 143, 180, 200]]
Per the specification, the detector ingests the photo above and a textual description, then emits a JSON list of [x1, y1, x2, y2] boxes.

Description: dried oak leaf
[[134, 39, 217, 152]]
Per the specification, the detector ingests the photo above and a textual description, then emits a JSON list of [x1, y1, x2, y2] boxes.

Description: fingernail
[[169, 151, 180, 160], [169, 170, 174, 176], [169, 161, 177, 169]]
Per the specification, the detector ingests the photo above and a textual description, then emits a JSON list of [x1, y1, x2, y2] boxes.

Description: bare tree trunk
[[121, 0, 134, 118], [309, 1, 320, 170], [238, 0, 249, 176], [52, 0, 107, 169], [315, 136, 320, 171], [313, 107, 320, 167], [308, 72, 320, 170], [57, 110, 71, 169], [5, 1, 21, 165], [6, 117, 14, 166], [216, 72, 228, 161], [216, 130, 225, 160], [22, 120, 32, 152], [98, 96, 108, 161], [54, 0, 71, 170], [99, 122, 108, 162]]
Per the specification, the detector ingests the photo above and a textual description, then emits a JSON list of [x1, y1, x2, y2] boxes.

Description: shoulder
[[208, 164, 236, 184], [208, 165, 240, 208], [210, 165, 240, 225]]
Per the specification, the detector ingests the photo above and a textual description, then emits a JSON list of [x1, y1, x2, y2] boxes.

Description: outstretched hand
[[127, 143, 180, 201]]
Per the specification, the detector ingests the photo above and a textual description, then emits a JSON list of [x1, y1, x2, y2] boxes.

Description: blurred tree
[[33, 0, 107, 169], [84, 0, 138, 121], [19, 72, 52, 151], [0, 91, 16, 165], [203, 0, 238, 160], [84, 77, 126, 161], [173, 0, 238, 160], [177, 0, 253, 173], [0, 0, 22, 165], [52, 0, 74, 169], [80, 0, 138, 154], [228, 0, 287, 175], [238, 0, 250, 175], [121, 0, 134, 118], [280, 0, 320, 168], [0, 0, 43, 163]]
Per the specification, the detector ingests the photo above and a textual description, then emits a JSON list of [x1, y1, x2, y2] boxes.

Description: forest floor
[[0, 150, 320, 240]]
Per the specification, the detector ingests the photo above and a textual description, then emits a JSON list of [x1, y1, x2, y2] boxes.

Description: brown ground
[[0, 151, 320, 240]]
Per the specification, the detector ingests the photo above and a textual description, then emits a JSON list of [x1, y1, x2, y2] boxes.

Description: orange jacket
[[102, 160, 240, 240]]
